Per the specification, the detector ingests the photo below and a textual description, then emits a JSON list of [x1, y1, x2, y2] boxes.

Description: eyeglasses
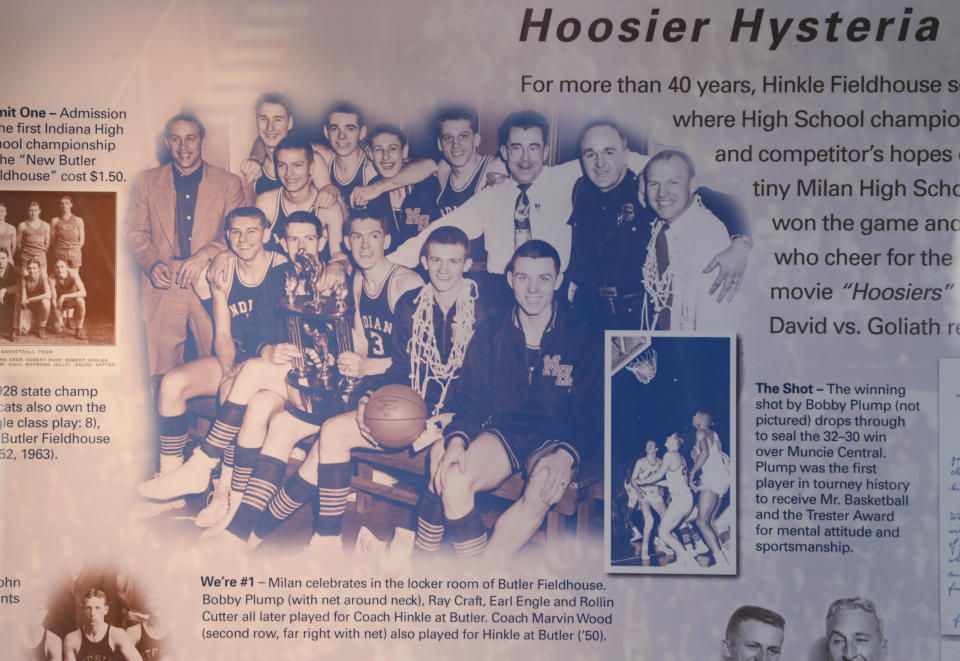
[[506, 143, 543, 159]]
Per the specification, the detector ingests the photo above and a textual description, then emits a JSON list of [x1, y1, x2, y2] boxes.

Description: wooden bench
[[183, 396, 604, 547], [351, 446, 602, 548]]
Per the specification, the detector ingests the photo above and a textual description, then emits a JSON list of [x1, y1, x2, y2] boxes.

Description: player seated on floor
[[50, 259, 88, 339], [430, 239, 602, 560], [136, 210, 344, 515], [235, 225, 493, 553], [141, 206, 283, 476], [209, 208, 423, 549]]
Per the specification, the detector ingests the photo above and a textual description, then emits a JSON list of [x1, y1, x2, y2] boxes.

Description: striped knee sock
[[415, 490, 445, 553], [158, 415, 188, 459], [447, 508, 487, 558], [200, 401, 246, 458], [230, 446, 259, 493], [255, 472, 315, 539], [314, 461, 352, 537], [226, 455, 285, 541]]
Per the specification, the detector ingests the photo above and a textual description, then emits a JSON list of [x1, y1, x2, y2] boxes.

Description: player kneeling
[[431, 240, 601, 560]]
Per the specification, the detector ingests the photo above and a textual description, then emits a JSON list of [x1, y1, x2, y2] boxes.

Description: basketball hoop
[[625, 349, 657, 384]]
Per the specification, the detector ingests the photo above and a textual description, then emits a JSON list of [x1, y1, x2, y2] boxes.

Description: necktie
[[654, 224, 672, 330], [514, 183, 532, 249]]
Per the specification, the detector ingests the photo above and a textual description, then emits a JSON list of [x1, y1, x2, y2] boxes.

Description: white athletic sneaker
[[158, 454, 184, 475], [195, 480, 231, 527], [130, 498, 187, 520], [301, 533, 345, 559], [355, 526, 388, 565], [137, 450, 218, 500], [199, 491, 243, 538]]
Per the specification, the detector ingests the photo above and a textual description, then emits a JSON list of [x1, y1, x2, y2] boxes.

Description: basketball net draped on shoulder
[[408, 278, 478, 416]]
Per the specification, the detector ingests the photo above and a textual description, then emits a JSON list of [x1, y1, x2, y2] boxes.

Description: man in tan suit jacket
[[127, 113, 244, 375]]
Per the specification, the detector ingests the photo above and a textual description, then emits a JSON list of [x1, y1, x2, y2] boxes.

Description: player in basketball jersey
[[253, 135, 346, 261], [213, 208, 422, 550], [431, 240, 602, 560], [18, 201, 50, 274], [137, 212, 340, 520], [314, 102, 437, 210], [50, 195, 85, 270], [125, 595, 171, 661], [0, 248, 20, 341], [364, 124, 441, 249], [238, 93, 336, 202], [16, 594, 62, 661], [628, 439, 667, 560], [63, 589, 141, 661], [137, 207, 281, 478], [0, 203, 16, 265], [50, 259, 88, 339], [434, 106, 506, 215]]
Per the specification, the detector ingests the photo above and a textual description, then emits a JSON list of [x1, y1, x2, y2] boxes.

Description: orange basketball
[[363, 384, 428, 449]]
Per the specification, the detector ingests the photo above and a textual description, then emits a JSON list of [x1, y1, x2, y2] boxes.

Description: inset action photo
[[605, 332, 737, 574]]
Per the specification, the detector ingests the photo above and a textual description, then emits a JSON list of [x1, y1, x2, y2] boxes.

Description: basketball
[[363, 384, 428, 449]]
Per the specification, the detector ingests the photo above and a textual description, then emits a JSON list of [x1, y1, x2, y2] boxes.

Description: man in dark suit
[[127, 113, 244, 375]]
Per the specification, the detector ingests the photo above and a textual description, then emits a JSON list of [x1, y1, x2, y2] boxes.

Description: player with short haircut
[[826, 597, 887, 661], [432, 105, 505, 268], [50, 195, 86, 271], [316, 102, 438, 210], [125, 594, 171, 661], [253, 134, 347, 258], [626, 439, 667, 560], [364, 123, 442, 248], [241, 93, 295, 197], [0, 202, 18, 265], [634, 432, 699, 567], [50, 259, 88, 339], [0, 247, 18, 340], [18, 201, 51, 274], [214, 208, 423, 550], [238, 93, 342, 202], [723, 605, 785, 661], [139, 206, 283, 480], [136, 210, 329, 510], [17, 592, 62, 661], [388, 109, 597, 275], [431, 239, 601, 559], [433, 105, 507, 210], [138, 207, 298, 500], [19, 258, 51, 338], [63, 589, 142, 661]]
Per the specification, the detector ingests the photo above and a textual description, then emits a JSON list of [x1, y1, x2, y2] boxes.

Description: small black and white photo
[[605, 331, 737, 574], [0, 190, 116, 345]]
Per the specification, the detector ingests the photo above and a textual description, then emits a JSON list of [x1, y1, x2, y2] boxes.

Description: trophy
[[281, 253, 359, 420]]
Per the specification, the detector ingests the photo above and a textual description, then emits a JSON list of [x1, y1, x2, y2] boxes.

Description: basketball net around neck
[[641, 220, 673, 330], [408, 278, 478, 416]]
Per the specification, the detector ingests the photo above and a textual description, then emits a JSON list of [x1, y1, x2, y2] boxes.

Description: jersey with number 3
[[358, 264, 400, 358]]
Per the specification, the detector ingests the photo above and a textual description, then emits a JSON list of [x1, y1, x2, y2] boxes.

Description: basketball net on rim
[[625, 348, 657, 384]]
